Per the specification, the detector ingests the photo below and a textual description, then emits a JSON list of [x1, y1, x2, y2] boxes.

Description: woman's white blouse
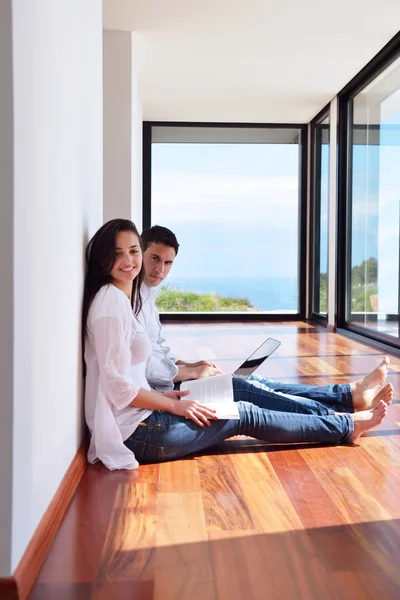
[[85, 284, 153, 470]]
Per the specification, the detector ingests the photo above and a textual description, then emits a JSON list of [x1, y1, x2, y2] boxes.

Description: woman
[[83, 219, 392, 470]]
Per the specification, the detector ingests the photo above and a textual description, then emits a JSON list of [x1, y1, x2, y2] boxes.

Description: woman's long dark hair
[[82, 219, 144, 360]]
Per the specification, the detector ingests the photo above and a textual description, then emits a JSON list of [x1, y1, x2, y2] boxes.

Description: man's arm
[[140, 285, 223, 388], [138, 286, 179, 391], [152, 299, 224, 382]]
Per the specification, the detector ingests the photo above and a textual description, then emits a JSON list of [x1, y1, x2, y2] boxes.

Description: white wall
[[0, 0, 14, 578], [103, 31, 143, 228], [131, 42, 143, 229], [10, 0, 103, 572]]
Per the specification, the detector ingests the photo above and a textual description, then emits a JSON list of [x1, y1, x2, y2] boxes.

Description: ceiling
[[103, 0, 400, 123]]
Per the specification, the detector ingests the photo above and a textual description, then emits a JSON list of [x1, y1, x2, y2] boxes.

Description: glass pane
[[347, 56, 400, 338], [313, 115, 330, 316], [151, 129, 301, 313]]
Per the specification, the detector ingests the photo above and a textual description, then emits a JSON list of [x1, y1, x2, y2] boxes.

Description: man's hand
[[170, 399, 218, 427], [162, 390, 190, 401], [173, 363, 224, 382], [192, 364, 224, 378], [176, 359, 220, 369]]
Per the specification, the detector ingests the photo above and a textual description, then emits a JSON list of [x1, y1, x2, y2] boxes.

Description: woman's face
[[110, 230, 142, 290]]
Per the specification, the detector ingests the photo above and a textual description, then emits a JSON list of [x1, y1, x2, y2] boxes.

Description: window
[[146, 125, 305, 315], [312, 114, 330, 317], [346, 56, 400, 340]]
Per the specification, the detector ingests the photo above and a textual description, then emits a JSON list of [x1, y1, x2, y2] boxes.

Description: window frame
[[310, 104, 330, 322], [337, 31, 400, 350], [142, 121, 308, 321]]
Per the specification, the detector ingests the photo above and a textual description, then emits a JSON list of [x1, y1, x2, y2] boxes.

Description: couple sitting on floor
[[83, 219, 393, 470]]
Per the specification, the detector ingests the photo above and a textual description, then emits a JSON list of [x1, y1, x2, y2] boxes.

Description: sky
[[152, 142, 300, 279]]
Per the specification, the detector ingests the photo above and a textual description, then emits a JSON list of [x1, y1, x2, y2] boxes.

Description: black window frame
[[310, 104, 330, 322], [142, 121, 308, 322], [337, 31, 400, 350]]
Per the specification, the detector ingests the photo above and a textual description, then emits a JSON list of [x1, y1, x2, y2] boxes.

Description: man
[[138, 225, 393, 415], [138, 225, 223, 392]]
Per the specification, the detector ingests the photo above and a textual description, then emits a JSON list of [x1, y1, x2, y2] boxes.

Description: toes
[[383, 383, 394, 402], [375, 400, 386, 414], [377, 356, 390, 373]]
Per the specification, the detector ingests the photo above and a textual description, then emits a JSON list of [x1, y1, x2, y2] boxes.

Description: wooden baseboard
[[13, 437, 89, 600], [0, 578, 19, 600]]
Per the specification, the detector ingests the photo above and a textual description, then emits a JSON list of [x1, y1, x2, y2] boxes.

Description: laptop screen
[[233, 337, 281, 380]]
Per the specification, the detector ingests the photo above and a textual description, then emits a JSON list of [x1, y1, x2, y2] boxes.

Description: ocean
[[162, 276, 298, 312]]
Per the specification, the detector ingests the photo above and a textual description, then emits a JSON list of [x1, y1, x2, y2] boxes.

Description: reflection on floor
[[29, 321, 400, 600]]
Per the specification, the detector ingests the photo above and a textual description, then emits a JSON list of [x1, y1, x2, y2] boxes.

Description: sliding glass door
[[342, 54, 400, 343]]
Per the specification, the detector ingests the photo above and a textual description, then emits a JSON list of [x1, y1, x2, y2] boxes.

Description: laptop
[[233, 337, 281, 380], [180, 337, 282, 418]]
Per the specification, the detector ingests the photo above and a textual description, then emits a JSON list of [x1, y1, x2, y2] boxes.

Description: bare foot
[[370, 383, 393, 408], [351, 357, 390, 410], [349, 400, 387, 443]]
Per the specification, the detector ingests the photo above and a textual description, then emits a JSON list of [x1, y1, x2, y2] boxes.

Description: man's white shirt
[[137, 282, 179, 391]]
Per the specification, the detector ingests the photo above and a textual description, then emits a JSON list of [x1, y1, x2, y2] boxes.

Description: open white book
[[180, 374, 240, 420]]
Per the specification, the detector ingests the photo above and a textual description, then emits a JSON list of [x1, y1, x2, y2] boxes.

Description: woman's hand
[[170, 400, 218, 427]]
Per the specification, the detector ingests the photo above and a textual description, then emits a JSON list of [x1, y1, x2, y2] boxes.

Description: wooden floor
[[29, 322, 400, 600]]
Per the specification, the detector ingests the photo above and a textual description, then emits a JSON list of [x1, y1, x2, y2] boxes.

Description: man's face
[[142, 242, 176, 287]]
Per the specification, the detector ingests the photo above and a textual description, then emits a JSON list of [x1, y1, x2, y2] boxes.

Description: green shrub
[[319, 257, 378, 313], [351, 282, 378, 312], [155, 285, 256, 312]]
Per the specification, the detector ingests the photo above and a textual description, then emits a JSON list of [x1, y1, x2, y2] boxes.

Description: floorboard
[[29, 321, 400, 599]]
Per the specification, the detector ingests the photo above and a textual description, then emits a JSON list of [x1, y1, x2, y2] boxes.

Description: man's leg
[[237, 375, 353, 413], [246, 357, 391, 412], [176, 373, 351, 411]]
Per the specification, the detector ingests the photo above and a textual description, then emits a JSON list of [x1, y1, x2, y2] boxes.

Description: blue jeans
[[246, 374, 354, 414], [124, 375, 354, 463]]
